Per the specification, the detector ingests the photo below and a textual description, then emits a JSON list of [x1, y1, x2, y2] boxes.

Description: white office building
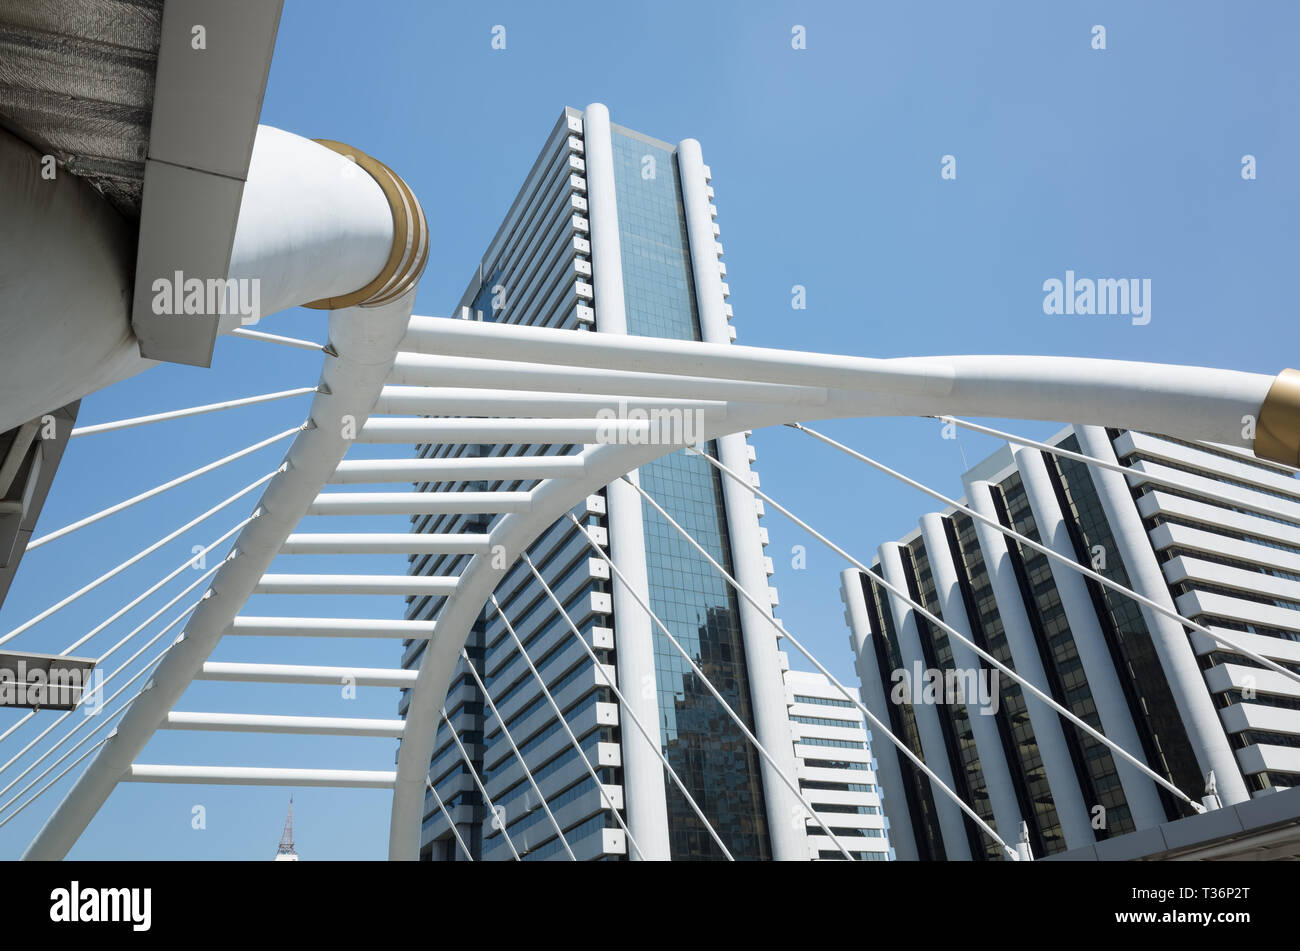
[[784, 668, 893, 860], [842, 424, 1300, 860]]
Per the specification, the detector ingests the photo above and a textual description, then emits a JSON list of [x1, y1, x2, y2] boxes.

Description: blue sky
[[1, 0, 1296, 859]]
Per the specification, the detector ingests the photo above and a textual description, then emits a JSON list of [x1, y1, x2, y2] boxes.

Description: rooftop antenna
[[274, 795, 299, 861]]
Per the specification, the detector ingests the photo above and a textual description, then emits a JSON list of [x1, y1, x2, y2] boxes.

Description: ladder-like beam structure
[[12, 308, 1295, 862]]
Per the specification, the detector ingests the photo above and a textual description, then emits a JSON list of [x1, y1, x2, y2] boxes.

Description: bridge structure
[[2, 55, 1298, 857], [1, 284, 1297, 859]]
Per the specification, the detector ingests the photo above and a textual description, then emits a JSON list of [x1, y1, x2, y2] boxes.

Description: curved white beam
[[386, 350, 1284, 858]]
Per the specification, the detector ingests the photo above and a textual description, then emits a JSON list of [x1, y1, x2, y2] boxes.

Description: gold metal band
[[303, 139, 429, 310], [1254, 368, 1300, 467]]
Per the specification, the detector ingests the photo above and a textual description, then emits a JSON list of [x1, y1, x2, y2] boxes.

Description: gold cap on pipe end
[[303, 139, 429, 311], [1254, 368, 1300, 467]]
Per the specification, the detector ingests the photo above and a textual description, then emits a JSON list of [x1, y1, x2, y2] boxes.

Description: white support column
[[842, 568, 917, 860], [965, 480, 1096, 849], [1011, 446, 1168, 829], [878, 544, 972, 860], [1075, 425, 1250, 805], [678, 136, 808, 861], [918, 513, 1025, 851], [582, 101, 671, 860]]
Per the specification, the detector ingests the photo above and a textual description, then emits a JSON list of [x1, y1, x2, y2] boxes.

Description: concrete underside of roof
[[0, 0, 281, 614]]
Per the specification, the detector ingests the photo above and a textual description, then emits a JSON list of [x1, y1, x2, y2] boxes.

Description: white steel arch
[[14, 305, 1295, 860]]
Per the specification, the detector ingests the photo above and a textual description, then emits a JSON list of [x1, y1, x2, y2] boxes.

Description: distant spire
[[275, 795, 299, 860]]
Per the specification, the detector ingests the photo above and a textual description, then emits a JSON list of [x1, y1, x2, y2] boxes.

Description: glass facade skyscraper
[[402, 106, 801, 860]]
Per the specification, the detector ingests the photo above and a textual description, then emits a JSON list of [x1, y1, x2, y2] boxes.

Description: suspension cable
[[425, 774, 474, 861], [519, 551, 734, 860], [228, 327, 326, 352], [1, 470, 271, 649], [71, 387, 318, 438], [619, 474, 1016, 860], [28, 426, 299, 550], [564, 513, 858, 859], [0, 561, 221, 782], [458, 647, 576, 860], [60, 513, 256, 659], [440, 709, 521, 861], [689, 444, 1206, 817], [488, 594, 645, 861], [793, 422, 1300, 690], [0, 592, 210, 807], [935, 415, 1300, 519]]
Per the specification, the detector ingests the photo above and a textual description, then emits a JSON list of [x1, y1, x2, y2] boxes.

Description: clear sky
[[1, 0, 1296, 860]]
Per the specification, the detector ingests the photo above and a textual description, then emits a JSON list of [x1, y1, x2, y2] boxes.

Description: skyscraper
[[402, 104, 805, 860], [842, 424, 1300, 860]]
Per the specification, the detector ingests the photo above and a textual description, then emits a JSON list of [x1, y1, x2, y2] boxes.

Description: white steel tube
[[226, 616, 437, 639], [70, 387, 317, 437], [374, 386, 727, 420], [228, 328, 325, 352], [124, 765, 396, 788], [280, 533, 491, 555], [163, 712, 405, 737], [27, 428, 298, 550], [330, 456, 584, 484], [195, 662, 416, 687], [308, 491, 531, 516], [62, 516, 251, 658], [253, 574, 458, 596]]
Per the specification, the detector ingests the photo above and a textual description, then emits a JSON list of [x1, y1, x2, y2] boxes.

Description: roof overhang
[[129, 0, 283, 367]]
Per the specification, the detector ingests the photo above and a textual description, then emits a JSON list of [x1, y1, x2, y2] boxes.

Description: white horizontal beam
[[280, 533, 491, 555], [404, 314, 948, 393], [196, 662, 417, 687], [255, 574, 458, 596], [226, 616, 436, 638], [360, 417, 695, 445], [163, 711, 405, 737], [374, 385, 728, 419], [329, 455, 583, 483], [308, 491, 531, 515], [124, 765, 396, 788], [389, 353, 829, 405]]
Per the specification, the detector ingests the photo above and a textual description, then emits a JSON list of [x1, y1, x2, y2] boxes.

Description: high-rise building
[[402, 104, 805, 860], [783, 668, 893, 860], [841, 424, 1300, 860]]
